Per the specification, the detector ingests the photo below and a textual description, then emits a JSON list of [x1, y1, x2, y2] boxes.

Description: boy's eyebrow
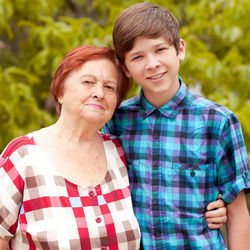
[[128, 42, 170, 57], [127, 51, 142, 58], [156, 42, 170, 47]]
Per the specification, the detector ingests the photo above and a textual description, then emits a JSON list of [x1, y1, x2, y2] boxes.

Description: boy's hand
[[205, 194, 227, 229]]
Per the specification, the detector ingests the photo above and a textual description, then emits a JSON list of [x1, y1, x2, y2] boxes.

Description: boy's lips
[[146, 71, 166, 80]]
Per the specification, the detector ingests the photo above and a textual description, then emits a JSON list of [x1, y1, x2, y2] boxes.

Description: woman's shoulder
[[98, 132, 126, 165], [0, 133, 35, 160], [98, 131, 123, 151]]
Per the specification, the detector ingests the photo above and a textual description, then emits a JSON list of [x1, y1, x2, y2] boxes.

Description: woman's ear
[[58, 96, 63, 104], [57, 91, 64, 105]]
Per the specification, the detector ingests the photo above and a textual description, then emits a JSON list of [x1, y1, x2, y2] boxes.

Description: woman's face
[[58, 58, 119, 127]]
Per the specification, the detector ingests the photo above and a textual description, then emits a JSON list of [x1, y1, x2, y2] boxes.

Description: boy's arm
[[205, 194, 227, 229], [0, 237, 8, 250], [226, 190, 250, 250]]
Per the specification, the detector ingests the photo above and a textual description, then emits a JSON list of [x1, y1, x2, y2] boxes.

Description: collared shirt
[[103, 79, 250, 249], [0, 132, 141, 249]]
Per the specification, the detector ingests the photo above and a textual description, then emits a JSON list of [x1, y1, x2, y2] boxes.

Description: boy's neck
[[143, 78, 181, 109]]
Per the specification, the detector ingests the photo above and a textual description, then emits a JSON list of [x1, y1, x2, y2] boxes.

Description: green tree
[[0, 0, 111, 149]]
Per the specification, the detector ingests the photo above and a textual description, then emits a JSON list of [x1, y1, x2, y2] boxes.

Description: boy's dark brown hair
[[113, 2, 180, 64]]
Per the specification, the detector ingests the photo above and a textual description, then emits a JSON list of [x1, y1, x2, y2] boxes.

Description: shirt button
[[153, 199, 158, 205], [191, 171, 195, 177], [101, 247, 107, 250], [96, 217, 102, 223], [89, 190, 95, 197], [153, 132, 159, 140], [244, 172, 248, 178], [154, 228, 161, 237], [153, 164, 158, 170]]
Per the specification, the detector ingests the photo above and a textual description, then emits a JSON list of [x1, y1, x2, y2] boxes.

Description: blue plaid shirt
[[103, 79, 250, 249]]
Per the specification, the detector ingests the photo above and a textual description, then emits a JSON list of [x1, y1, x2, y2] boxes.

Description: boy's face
[[124, 36, 185, 108]]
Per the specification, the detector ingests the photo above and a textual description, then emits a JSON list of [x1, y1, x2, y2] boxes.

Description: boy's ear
[[122, 65, 131, 78], [179, 39, 186, 61]]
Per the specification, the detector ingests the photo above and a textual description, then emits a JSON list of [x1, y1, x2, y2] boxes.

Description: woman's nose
[[92, 83, 104, 98]]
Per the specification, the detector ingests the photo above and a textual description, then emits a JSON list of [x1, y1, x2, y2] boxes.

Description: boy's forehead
[[128, 35, 172, 52]]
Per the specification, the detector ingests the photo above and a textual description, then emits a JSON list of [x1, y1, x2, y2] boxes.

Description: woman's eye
[[83, 80, 94, 84], [105, 85, 116, 91]]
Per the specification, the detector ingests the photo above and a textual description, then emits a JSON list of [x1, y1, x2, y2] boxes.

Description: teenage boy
[[103, 2, 250, 249]]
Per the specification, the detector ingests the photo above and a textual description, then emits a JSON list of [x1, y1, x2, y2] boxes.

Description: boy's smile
[[146, 71, 167, 81], [124, 36, 185, 108]]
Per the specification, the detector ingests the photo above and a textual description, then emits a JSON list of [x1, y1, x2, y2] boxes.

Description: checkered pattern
[[0, 132, 140, 249], [103, 78, 250, 249]]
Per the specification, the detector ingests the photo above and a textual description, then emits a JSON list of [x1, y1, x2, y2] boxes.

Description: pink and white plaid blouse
[[0, 132, 140, 249]]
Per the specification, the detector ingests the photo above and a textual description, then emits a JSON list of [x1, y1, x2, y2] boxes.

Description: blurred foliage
[[0, 0, 249, 154], [0, 0, 250, 154], [0, 0, 249, 244]]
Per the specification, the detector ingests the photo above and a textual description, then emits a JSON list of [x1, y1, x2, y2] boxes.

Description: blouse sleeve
[[217, 112, 250, 204], [0, 139, 25, 241]]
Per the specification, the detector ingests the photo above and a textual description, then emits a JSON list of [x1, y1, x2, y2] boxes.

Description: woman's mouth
[[87, 104, 104, 109]]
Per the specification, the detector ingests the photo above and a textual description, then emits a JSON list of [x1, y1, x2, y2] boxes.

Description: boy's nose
[[146, 55, 160, 70]]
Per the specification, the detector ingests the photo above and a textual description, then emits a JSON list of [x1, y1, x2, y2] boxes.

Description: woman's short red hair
[[51, 45, 131, 115]]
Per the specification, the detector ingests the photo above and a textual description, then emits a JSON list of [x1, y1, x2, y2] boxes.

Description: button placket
[[153, 131, 159, 140]]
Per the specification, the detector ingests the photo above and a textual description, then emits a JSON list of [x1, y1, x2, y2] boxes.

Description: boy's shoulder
[[186, 88, 235, 118], [113, 83, 236, 122], [121, 95, 140, 107], [115, 95, 141, 113]]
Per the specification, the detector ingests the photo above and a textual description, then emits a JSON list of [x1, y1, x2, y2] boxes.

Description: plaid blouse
[[0, 132, 140, 249], [103, 79, 250, 249]]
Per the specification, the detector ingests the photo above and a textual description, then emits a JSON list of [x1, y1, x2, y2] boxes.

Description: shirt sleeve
[[216, 112, 250, 204], [103, 115, 117, 135], [0, 142, 24, 241]]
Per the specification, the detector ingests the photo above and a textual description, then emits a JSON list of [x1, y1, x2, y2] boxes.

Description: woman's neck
[[53, 115, 100, 144]]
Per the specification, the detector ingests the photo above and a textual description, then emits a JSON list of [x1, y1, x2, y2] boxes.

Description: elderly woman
[[0, 45, 140, 249]]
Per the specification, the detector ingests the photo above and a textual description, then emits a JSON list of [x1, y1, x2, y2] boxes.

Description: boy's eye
[[132, 55, 143, 61], [156, 47, 167, 52]]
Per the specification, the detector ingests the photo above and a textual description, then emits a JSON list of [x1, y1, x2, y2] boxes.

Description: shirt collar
[[139, 77, 188, 119]]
